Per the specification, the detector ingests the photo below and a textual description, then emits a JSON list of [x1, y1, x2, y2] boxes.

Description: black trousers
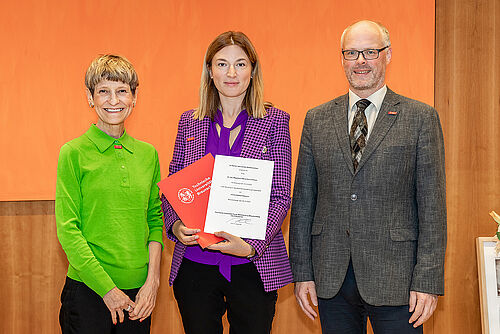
[[318, 261, 424, 334], [59, 277, 151, 334], [173, 259, 278, 334]]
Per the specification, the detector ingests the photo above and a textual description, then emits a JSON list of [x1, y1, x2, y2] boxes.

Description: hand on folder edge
[[172, 220, 201, 246], [207, 231, 256, 258], [157, 154, 224, 248], [173, 220, 255, 258]]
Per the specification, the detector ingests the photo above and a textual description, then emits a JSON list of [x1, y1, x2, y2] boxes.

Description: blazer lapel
[[331, 94, 355, 175], [185, 115, 210, 165], [356, 88, 401, 172], [241, 112, 272, 159]]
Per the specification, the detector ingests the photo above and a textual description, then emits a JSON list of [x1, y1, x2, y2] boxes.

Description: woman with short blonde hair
[[56, 54, 163, 334]]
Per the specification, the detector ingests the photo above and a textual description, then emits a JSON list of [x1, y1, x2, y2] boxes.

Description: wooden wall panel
[[0, 201, 65, 333], [434, 0, 500, 333], [0, 201, 323, 333]]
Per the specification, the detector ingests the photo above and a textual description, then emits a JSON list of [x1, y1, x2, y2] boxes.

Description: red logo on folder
[[158, 154, 223, 248]]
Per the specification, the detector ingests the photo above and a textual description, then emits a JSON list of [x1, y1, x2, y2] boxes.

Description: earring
[[89, 102, 94, 108]]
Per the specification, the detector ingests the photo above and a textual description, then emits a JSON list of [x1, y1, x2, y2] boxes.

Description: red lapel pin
[[388, 111, 398, 115], [114, 145, 123, 149], [186, 137, 195, 142]]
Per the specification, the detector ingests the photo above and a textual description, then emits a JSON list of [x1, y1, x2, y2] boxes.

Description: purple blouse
[[183, 109, 250, 281]]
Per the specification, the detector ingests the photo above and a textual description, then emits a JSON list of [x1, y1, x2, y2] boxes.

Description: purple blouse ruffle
[[183, 109, 250, 281]]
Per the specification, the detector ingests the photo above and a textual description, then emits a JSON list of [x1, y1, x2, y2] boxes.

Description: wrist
[[146, 269, 160, 280], [172, 220, 181, 239], [146, 265, 161, 281], [145, 275, 160, 287], [246, 245, 256, 258]]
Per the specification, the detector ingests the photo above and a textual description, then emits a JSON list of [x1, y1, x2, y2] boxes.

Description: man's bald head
[[341, 20, 391, 50]]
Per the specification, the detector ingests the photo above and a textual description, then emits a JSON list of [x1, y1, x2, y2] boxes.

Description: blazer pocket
[[381, 145, 414, 160], [382, 145, 411, 153], [311, 223, 323, 235], [390, 228, 418, 241]]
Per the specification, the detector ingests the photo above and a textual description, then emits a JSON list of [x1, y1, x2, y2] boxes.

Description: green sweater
[[55, 125, 164, 297]]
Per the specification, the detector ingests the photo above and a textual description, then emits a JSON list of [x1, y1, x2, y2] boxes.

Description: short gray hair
[[85, 54, 139, 96]]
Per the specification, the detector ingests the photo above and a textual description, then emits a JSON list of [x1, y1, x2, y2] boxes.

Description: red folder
[[158, 154, 223, 248]]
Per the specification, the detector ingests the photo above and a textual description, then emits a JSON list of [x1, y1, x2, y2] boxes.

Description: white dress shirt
[[348, 85, 387, 141]]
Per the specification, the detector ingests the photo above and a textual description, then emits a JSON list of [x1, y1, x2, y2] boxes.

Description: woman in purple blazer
[[161, 31, 293, 333]]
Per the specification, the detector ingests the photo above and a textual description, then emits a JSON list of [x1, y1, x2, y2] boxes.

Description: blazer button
[[350, 194, 357, 201]]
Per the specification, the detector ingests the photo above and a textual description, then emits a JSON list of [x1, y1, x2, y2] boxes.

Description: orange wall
[[0, 0, 434, 201]]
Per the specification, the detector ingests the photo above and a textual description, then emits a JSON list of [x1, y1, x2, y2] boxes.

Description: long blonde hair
[[194, 31, 271, 120]]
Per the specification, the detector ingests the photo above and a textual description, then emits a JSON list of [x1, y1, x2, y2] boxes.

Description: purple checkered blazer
[[161, 107, 293, 292]]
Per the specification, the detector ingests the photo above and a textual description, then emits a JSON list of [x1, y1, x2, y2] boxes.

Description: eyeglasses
[[341, 46, 390, 61]]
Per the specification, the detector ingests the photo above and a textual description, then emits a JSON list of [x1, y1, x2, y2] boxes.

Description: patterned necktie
[[350, 99, 371, 171]]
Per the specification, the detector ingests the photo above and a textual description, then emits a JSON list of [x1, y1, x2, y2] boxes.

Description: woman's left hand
[[128, 278, 159, 322], [206, 231, 255, 258], [129, 241, 162, 322]]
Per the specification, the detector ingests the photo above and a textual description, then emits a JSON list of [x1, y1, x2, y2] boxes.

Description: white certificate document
[[204, 155, 274, 240]]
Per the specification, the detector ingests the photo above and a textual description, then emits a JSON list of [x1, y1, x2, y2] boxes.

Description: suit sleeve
[[411, 107, 447, 295], [161, 113, 187, 242], [246, 111, 292, 259], [288, 110, 318, 282]]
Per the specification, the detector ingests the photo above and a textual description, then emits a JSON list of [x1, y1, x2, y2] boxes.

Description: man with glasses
[[289, 20, 446, 333]]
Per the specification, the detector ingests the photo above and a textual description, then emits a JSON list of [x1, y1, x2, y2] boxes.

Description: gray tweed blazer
[[289, 88, 447, 306]]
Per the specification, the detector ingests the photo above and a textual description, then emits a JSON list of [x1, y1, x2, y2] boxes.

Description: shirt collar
[[348, 85, 387, 112], [85, 124, 135, 153]]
